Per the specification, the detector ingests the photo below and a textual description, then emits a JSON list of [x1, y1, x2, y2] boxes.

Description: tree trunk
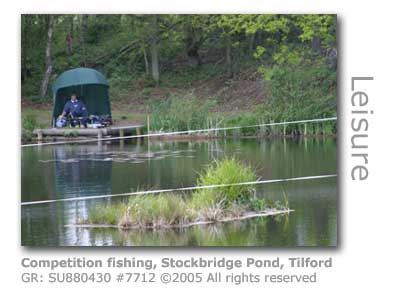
[[39, 15, 55, 99], [143, 47, 149, 75], [186, 21, 200, 68], [151, 41, 159, 85], [80, 14, 88, 66], [226, 37, 233, 78], [150, 15, 160, 86], [66, 16, 74, 55], [248, 32, 256, 57], [21, 15, 32, 82], [312, 35, 322, 56]]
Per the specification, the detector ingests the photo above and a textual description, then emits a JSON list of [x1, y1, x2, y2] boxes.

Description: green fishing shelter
[[52, 68, 111, 126]]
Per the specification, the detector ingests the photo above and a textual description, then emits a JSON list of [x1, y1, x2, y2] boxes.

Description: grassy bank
[[79, 158, 290, 229], [22, 54, 336, 142], [148, 97, 336, 138], [146, 58, 336, 137], [21, 105, 336, 143]]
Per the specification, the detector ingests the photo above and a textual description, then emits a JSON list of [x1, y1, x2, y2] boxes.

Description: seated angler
[[59, 93, 88, 128]]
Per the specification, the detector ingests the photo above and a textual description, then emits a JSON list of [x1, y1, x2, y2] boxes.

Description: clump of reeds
[[191, 157, 257, 208], [81, 158, 288, 228], [85, 203, 128, 225], [126, 194, 193, 227]]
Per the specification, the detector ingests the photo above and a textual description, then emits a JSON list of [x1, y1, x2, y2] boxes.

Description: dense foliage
[[22, 14, 337, 133]]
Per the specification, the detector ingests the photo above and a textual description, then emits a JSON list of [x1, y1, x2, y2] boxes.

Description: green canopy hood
[[52, 68, 111, 126]]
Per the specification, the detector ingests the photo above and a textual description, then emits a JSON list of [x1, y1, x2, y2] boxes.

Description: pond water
[[21, 137, 337, 247]]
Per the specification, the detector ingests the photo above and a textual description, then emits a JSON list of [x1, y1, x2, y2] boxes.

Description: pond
[[21, 137, 337, 247]]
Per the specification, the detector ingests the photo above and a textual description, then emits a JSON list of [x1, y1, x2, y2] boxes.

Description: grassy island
[[75, 158, 291, 229]]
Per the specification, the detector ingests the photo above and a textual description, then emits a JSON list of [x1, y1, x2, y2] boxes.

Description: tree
[[79, 14, 88, 66], [129, 15, 163, 83], [150, 15, 160, 85], [132, 15, 183, 85], [21, 14, 336, 101], [39, 15, 56, 99], [213, 15, 237, 77], [66, 15, 74, 55], [184, 15, 207, 68], [21, 15, 33, 82]]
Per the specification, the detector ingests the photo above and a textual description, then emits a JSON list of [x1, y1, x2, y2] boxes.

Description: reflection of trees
[[21, 145, 114, 246], [22, 147, 56, 202], [71, 139, 336, 247], [54, 145, 113, 245], [111, 140, 227, 191], [54, 145, 112, 199], [22, 138, 337, 246], [291, 185, 336, 247]]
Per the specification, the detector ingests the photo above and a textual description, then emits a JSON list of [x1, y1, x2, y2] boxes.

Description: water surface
[[21, 138, 337, 247]]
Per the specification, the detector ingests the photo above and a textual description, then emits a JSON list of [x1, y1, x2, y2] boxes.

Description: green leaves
[[296, 15, 336, 47], [260, 57, 337, 125], [253, 46, 266, 59], [21, 14, 336, 106]]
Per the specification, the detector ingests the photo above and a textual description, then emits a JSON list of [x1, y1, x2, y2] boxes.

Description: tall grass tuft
[[21, 114, 39, 141], [85, 203, 128, 225], [149, 95, 216, 132], [127, 194, 193, 227], [191, 157, 257, 209]]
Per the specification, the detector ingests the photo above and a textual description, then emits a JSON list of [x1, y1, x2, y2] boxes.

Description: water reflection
[[21, 138, 337, 246]]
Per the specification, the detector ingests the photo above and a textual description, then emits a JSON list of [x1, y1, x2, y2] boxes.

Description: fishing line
[[21, 174, 337, 206], [21, 117, 337, 148]]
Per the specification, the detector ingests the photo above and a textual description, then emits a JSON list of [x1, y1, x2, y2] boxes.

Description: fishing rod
[[21, 174, 337, 206]]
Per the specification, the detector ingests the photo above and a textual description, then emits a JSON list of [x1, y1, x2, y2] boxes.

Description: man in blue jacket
[[59, 93, 88, 128]]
